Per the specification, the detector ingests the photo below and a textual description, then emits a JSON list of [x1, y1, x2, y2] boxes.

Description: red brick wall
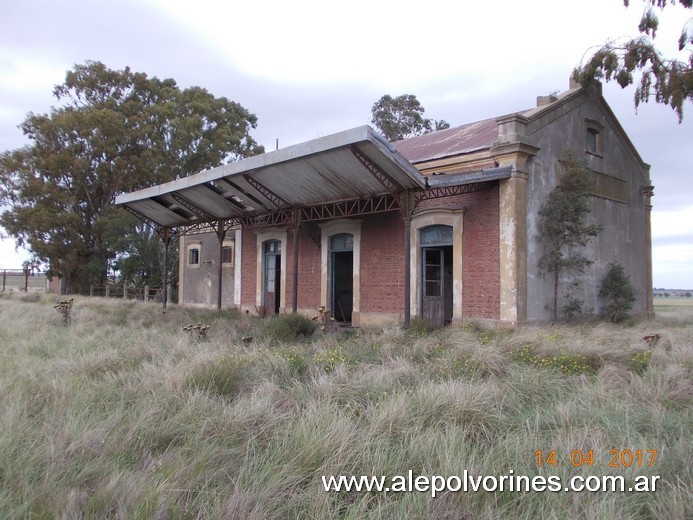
[[461, 186, 500, 319], [239, 183, 500, 320], [360, 212, 406, 313], [286, 227, 321, 309]]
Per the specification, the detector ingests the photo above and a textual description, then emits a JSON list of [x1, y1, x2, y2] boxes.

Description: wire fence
[[1, 268, 171, 303], [89, 284, 167, 302], [0, 270, 47, 292]]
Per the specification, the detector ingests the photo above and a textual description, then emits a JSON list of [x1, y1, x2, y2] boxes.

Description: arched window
[[330, 233, 353, 252], [420, 225, 454, 246]]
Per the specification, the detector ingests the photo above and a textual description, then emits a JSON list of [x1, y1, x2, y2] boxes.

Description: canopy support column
[[216, 220, 226, 311], [161, 228, 171, 312], [402, 191, 413, 329], [291, 208, 301, 314]]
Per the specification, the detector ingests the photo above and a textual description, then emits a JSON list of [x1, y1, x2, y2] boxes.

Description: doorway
[[420, 225, 453, 326], [330, 233, 353, 323], [263, 240, 281, 314]]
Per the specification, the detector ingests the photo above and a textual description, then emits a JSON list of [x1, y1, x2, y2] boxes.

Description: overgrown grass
[[0, 295, 690, 518]]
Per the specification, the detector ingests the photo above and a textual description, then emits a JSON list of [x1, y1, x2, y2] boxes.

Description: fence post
[[167, 283, 172, 304], [2, 270, 5, 292], [144, 285, 149, 302], [123, 283, 127, 299], [24, 271, 29, 292], [105, 285, 110, 297], [90, 284, 94, 297]]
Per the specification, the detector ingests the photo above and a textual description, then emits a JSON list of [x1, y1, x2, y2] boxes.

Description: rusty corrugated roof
[[394, 117, 500, 164]]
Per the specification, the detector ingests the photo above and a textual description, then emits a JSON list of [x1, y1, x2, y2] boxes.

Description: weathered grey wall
[[180, 233, 235, 307], [524, 87, 651, 321]]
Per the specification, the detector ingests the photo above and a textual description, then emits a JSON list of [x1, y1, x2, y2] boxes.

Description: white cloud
[[651, 207, 693, 288], [652, 206, 693, 238], [0, 237, 30, 269], [653, 242, 693, 289], [147, 0, 643, 88]]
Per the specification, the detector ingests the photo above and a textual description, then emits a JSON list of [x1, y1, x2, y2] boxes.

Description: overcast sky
[[1, 0, 691, 288]]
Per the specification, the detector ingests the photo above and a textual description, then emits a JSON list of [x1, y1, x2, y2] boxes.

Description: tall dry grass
[[0, 294, 690, 519]]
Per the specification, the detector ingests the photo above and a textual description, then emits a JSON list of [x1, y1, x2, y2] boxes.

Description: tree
[[573, 0, 692, 121], [599, 262, 637, 322], [0, 61, 264, 294], [370, 94, 450, 141], [538, 153, 602, 321]]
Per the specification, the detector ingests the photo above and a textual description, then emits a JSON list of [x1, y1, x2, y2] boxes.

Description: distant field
[[654, 297, 693, 308], [0, 295, 690, 519]]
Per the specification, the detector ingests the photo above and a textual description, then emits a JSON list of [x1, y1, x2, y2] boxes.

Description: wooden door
[[422, 248, 444, 327]]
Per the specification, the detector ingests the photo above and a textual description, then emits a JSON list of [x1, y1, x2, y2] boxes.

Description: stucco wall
[[241, 229, 257, 308], [180, 232, 236, 306], [524, 89, 651, 320]]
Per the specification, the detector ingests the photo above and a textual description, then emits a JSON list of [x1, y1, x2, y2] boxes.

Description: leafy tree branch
[[573, 0, 692, 121], [371, 94, 450, 141]]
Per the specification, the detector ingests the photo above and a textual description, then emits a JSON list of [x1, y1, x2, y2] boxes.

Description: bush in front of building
[[599, 262, 637, 323], [262, 313, 317, 343]]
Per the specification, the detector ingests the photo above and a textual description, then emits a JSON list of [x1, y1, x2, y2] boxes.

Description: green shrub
[[262, 313, 317, 342], [599, 262, 637, 323]]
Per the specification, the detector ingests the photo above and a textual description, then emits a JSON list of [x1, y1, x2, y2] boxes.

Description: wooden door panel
[[422, 248, 444, 327]]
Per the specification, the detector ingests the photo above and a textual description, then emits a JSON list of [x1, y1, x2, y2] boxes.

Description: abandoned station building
[[115, 80, 654, 326]]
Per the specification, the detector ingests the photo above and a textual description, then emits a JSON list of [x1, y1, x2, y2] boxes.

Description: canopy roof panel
[[115, 125, 426, 228]]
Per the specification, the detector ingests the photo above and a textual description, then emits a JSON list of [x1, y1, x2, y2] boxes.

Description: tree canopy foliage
[[370, 94, 450, 141], [0, 61, 264, 293], [573, 0, 692, 121], [538, 154, 602, 321]]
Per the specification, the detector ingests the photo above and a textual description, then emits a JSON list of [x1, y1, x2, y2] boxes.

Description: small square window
[[222, 239, 234, 266], [584, 119, 603, 156], [188, 248, 199, 266], [586, 128, 599, 154]]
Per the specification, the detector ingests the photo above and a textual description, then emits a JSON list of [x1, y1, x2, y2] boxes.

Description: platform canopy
[[114, 125, 433, 230]]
